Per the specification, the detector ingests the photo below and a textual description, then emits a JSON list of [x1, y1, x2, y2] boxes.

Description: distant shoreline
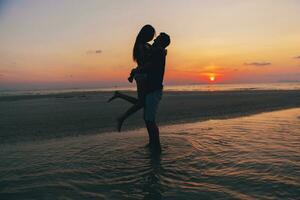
[[1, 82, 300, 99], [1, 89, 300, 102], [0, 90, 300, 144]]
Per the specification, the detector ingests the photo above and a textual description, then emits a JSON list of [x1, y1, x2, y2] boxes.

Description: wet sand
[[0, 90, 300, 143]]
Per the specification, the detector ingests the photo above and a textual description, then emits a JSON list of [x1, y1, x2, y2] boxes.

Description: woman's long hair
[[133, 24, 155, 63]]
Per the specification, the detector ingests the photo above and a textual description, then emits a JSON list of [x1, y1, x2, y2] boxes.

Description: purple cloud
[[244, 62, 271, 66], [86, 50, 102, 54]]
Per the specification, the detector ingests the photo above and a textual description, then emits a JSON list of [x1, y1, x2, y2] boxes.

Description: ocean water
[[0, 108, 299, 200], [1, 82, 300, 97]]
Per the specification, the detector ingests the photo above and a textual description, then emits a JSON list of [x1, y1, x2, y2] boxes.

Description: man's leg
[[145, 120, 154, 145], [145, 120, 161, 151], [144, 90, 162, 151]]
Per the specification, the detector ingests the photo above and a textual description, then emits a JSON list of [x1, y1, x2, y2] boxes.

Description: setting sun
[[210, 76, 215, 81]]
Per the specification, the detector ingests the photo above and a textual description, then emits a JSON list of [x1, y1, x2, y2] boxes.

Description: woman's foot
[[117, 117, 124, 132], [107, 91, 120, 102]]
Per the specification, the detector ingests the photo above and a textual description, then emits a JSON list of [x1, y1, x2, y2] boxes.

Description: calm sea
[[0, 82, 300, 97], [0, 108, 299, 199]]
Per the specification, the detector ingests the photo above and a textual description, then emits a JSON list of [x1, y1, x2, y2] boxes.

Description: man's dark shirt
[[146, 48, 166, 93]]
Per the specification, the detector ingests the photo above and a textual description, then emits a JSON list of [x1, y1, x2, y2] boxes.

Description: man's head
[[153, 32, 170, 49]]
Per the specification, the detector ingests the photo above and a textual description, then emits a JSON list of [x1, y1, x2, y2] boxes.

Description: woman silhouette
[[108, 24, 156, 132]]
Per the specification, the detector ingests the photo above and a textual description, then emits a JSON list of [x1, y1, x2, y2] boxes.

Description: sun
[[209, 76, 215, 81]]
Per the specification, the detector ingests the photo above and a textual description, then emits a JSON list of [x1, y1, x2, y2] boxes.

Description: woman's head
[[136, 24, 156, 43], [133, 24, 155, 62]]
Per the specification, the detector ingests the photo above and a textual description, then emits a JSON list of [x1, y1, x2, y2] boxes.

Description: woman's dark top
[[135, 43, 151, 102]]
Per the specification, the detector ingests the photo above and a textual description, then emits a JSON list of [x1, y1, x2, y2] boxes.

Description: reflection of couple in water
[[108, 25, 170, 152]]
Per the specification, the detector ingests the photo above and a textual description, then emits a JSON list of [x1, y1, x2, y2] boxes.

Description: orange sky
[[0, 0, 300, 89]]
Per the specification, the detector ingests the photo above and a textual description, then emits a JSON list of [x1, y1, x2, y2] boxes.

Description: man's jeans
[[144, 89, 162, 122]]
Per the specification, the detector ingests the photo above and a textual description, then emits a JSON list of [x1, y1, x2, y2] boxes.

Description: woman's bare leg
[[117, 102, 144, 132], [108, 91, 138, 104]]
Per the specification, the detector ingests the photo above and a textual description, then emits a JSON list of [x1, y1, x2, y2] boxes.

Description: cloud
[[293, 56, 300, 59], [244, 62, 271, 66], [86, 49, 102, 55], [0, 60, 18, 67]]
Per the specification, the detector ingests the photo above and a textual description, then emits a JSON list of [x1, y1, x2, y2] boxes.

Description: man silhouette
[[143, 33, 170, 152]]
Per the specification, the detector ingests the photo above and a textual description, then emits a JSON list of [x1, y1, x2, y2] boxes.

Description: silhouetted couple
[[108, 24, 170, 152]]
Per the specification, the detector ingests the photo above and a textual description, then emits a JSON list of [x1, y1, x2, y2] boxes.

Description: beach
[[0, 90, 300, 144], [0, 108, 299, 199], [2, 0, 300, 199]]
